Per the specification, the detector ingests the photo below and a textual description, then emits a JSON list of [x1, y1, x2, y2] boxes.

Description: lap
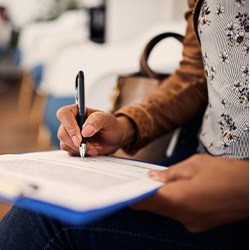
[[0, 205, 248, 250]]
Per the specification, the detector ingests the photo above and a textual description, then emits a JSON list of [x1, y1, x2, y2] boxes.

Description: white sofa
[[41, 21, 185, 110]]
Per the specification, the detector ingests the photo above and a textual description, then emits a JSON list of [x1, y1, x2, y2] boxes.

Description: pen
[[75, 70, 86, 159]]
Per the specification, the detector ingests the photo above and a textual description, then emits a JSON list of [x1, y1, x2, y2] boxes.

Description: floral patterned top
[[198, 0, 249, 158]]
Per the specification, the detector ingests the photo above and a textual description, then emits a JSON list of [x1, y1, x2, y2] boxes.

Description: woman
[[0, 0, 248, 249]]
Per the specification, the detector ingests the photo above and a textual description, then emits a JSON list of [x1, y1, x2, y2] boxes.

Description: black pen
[[75, 70, 86, 159]]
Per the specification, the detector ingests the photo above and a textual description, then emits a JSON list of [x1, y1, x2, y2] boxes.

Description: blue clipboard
[[2, 189, 158, 225]]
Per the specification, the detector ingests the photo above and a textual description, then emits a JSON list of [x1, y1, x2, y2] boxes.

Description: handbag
[[111, 32, 184, 163]]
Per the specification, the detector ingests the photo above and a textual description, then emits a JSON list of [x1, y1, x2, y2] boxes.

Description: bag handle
[[140, 32, 184, 79]]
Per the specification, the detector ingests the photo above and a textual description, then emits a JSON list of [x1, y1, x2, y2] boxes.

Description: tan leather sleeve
[[115, 0, 208, 153]]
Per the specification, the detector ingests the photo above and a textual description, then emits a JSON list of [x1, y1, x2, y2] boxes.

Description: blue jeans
[[0, 205, 248, 249]]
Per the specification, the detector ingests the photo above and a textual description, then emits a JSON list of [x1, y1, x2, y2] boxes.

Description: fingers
[[82, 111, 107, 137], [148, 154, 201, 183], [148, 168, 183, 183], [148, 168, 180, 183], [82, 111, 112, 138], [57, 105, 120, 156], [60, 141, 79, 156], [57, 104, 81, 147], [58, 124, 78, 150], [60, 136, 103, 157], [86, 142, 103, 156]]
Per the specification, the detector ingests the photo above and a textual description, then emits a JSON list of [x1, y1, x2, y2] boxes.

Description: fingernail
[[82, 123, 95, 137], [72, 135, 81, 147], [148, 170, 160, 179]]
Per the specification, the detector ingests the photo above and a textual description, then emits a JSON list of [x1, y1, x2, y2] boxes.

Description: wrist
[[117, 115, 136, 147]]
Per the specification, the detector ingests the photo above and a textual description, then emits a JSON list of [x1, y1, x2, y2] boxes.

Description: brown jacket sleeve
[[115, 0, 208, 154]]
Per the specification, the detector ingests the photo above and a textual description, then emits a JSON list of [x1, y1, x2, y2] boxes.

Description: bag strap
[[140, 32, 184, 79]]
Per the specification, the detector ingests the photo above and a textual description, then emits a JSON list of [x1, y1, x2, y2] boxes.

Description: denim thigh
[[0, 206, 248, 250]]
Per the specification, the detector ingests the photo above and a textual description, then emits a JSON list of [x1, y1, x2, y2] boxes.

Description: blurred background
[[0, 0, 187, 218]]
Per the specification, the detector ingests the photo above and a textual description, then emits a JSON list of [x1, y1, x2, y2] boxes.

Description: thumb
[[148, 162, 194, 183], [148, 169, 174, 183], [82, 110, 110, 138]]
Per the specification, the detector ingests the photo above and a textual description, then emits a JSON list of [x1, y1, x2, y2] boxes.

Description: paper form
[[0, 150, 165, 211]]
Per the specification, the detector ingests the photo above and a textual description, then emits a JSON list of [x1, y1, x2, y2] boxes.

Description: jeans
[[0, 204, 248, 249]]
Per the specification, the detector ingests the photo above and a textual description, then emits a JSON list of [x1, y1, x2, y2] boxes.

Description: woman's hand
[[56, 104, 135, 156], [131, 154, 249, 233]]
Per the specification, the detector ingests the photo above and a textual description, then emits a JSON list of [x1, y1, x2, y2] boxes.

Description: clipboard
[[0, 151, 164, 225], [4, 189, 157, 225]]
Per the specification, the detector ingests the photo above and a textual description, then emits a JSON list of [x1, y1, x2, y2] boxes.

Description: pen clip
[[75, 70, 85, 115], [75, 74, 79, 105]]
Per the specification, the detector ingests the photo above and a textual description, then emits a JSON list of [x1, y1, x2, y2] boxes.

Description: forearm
[[115, 1, 208, 154]]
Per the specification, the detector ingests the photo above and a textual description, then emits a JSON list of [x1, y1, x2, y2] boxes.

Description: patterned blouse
[[198, 0, 249, 159]]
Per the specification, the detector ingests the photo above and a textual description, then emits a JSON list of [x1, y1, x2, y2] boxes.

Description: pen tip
[[79, 144, 86, 160]]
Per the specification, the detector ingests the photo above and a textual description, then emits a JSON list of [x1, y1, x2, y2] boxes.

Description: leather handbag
[[111, 32, 184, 163]]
